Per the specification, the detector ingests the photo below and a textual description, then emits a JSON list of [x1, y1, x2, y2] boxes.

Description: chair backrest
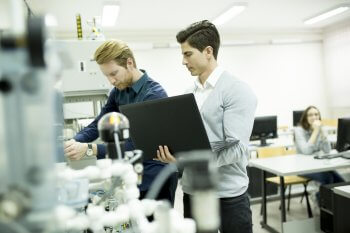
[[278, 125, 289, 131], [321, 119, 338, 127], [257, 146, 296, 158], [284, 147, 296, 155]]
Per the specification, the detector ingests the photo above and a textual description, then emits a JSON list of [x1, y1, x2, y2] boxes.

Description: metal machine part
[[0, 1, 60, 231], [98, 112, 143, 184], [98, 112, 130, 160], [145, 150, 220, 233], [177, 150, 220, 233]]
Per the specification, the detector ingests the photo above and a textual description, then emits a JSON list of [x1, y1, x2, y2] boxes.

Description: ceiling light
[[213, 3, 247, 26], [128, 42, 153, 50], [304, 6, 350, 25], [271, 39, 303, 44], [101, 2, 120, 27], [222, 40, 255, 46]]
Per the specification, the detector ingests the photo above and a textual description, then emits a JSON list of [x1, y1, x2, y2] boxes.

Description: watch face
[[86, 144, 93, 156], [86, 149, 94, 156], [86, 149, 93, 156]]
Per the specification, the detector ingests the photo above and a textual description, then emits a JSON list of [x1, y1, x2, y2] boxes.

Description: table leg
[[262, 170, 267, 224], [260, 170, 281, 233], [280, 176, 286, 223], [304, 184, 313, 218]]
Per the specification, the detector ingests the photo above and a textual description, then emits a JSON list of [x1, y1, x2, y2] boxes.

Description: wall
[[134, 42, 328, 127], [58, 39, 328, 127], [323, 20, 350, 118]]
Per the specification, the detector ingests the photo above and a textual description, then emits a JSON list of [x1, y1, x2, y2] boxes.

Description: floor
[[173, 181, 320, 233]]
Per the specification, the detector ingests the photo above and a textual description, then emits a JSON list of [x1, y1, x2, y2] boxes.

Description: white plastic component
[[57, 178, 89, 208], [175, 218, 196, 233], [141, 199, 159, 216], [84, 166, 102, 180], [96, 158, 112, 168], [54, 205, 76, 221], [123, 169, 138, 186], [54, 156, 198, 233], [110, 162, 125, 176], [86, 205, 104, 218], [115, 204, 130, 223], [123, 129, 129, 139], [192, 191, 219, 231], [101, 205, 130, 226], [125, 151, 134, 159], [96, 159, 112, 179], [66, 214, 90, 230], [124, 187, 140, 200]]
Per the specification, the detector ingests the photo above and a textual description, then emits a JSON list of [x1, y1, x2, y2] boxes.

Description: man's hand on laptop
[[156, 145, 176, 163], [64, 139, 87, 160]]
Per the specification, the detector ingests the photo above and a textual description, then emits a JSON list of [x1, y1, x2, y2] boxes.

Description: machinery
[[0, 1, 220, 232], [0, 11, 59, 233]]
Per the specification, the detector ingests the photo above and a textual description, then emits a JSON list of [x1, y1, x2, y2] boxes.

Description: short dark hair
[[299, 106, 322, 130], [176, 20, 220, 59]]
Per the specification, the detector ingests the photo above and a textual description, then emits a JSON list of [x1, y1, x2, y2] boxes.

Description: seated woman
[[294, 105, 344, 204]]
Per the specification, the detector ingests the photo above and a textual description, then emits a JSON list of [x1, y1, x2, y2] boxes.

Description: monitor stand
[[259, 138, 272, 147]]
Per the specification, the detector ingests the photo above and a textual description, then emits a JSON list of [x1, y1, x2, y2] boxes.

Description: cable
[[145, 163, 178, 200], [23, 0, 35, 17], [113, 132, 123, 160]]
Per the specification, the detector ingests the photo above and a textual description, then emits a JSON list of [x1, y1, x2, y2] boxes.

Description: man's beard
[[116, 77, 133, 90]]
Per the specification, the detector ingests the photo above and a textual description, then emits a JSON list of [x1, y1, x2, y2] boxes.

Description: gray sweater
[[294, 126, 331, 155], [181, 71, 257, 198]]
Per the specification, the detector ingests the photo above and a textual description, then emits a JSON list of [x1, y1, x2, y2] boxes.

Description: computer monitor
[[250, 116, 278, 146], [293, 110, 304, 127], [336, 117, 350, 152]]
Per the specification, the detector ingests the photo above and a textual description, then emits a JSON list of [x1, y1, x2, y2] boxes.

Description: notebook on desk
[[119, 93, 211, 160]]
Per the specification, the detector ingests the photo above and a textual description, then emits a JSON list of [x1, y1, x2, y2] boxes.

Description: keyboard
[[313, 150, 350, 159], [342, 152, 350, 159]]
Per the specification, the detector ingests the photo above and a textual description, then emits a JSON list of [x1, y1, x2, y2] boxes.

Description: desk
[[333, 185, 350, 198], [249, 154, 350, 233]]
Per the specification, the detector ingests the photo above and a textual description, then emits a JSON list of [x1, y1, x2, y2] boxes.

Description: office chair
[[321, 119, 338, 127]]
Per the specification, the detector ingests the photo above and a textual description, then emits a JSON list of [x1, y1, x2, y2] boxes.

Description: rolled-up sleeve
[[321, 136, 331, 153], [214, 81, 257, 167]]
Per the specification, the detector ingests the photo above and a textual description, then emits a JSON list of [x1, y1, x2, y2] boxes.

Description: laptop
[[119, 93, 211, 160]]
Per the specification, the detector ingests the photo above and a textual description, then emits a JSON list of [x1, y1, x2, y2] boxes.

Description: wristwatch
[[86, 143, 93, 157]]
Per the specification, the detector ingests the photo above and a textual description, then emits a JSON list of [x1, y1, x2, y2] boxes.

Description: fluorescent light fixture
[[222, 40, 255, 46], [304, 6, 350, 25], [128, 42, 153, 50], [271, 39, 303, 44], [213, 3, 247, 26], [101, 2, 120, 27]]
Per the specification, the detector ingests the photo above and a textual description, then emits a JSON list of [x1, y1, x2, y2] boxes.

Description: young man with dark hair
[[157, 20, 257, 233], [64, 39, 178, 205]]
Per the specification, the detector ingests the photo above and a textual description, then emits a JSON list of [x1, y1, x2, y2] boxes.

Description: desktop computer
[[336, 117, 350, 153], [313, 117, 350, 160], [320, 181, 350, 233], [250, 115, 277, 146]]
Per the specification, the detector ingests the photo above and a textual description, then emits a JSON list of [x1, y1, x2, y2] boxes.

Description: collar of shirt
[[130, 69, 147, 94], [194, 66, 224, 90]]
